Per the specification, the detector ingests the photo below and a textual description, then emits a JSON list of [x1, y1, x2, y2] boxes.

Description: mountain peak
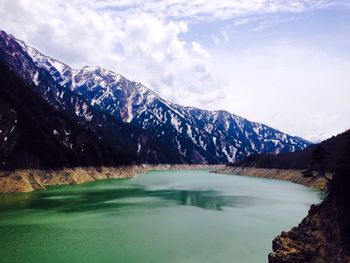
[[0, 30, 311, 163]]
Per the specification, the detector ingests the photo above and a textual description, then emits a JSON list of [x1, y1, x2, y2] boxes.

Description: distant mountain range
[[0, 30, 310, 168]]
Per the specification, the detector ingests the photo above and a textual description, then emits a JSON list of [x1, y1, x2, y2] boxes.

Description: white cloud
[[191, 42, 210, 58], [0, 0, 223, 108], [88, 0, 346, 21], [213, 45, 350, 141], [0, 0, 349, 141], [221, 30, 230, 43], [211, 34, 221, 45], [211, 30, 230, 45]]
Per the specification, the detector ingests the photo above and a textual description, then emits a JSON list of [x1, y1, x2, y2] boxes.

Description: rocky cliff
[[269, 197, 350, 263], [266, 131, 350, 262], [214, 165, 350, 262]]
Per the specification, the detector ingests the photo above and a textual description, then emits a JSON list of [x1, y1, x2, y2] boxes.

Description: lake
[[0, 170, 320, 263]]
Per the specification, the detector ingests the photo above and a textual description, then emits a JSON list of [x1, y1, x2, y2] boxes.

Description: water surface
[[0, 170, 320, 263]]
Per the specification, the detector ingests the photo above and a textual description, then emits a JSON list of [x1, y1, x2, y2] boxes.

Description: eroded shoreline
[[2, 164, 343, 262], [0, 164, 223, 193], [214, 166, 328, 189], [213, 167, 350, 262], [1, 164, 328, 193]]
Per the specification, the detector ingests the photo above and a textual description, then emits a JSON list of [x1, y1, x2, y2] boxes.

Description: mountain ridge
[[0, 30, 310, 164], [0, 46, 184, 169]]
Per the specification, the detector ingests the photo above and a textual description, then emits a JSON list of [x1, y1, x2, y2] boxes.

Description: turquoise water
[[0, 170, 320, 263]]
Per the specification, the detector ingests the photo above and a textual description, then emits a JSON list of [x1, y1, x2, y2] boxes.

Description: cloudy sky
[[1, 0, 350, 141]]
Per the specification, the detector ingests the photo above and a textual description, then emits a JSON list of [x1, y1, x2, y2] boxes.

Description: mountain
[[0, 63, 183, 170], [0, 30, 310, 164], [230, 130, 350, 171]]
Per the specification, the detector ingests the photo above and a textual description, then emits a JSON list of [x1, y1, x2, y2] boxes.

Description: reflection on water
[[0, 170, 321, 263], [151, 189, 256, 210], [0, 184, 260, 214]]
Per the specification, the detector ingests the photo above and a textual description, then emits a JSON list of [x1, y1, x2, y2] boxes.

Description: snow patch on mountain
[[3, 33, 311, 163]]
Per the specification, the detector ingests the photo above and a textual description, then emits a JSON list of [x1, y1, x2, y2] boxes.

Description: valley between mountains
[[0, 29, 349, 263]]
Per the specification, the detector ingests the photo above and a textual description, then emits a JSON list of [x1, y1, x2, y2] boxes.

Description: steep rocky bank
[[214, 167, 345, 262], [214, 166, 327, 189], [269, 197, 350, 262], [0, 164, 223, 193], [215, 166, 350, 262]]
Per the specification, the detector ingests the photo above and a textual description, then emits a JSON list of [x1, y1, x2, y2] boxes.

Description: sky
[[1, 0, 350, 142]]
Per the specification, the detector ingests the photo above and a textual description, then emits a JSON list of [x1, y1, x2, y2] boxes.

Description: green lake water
[[0, 170, 320, 263]]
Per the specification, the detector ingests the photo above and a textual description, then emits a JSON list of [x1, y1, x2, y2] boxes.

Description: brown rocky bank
[[269, 197, 350, 263], [214, 166, 349, 263], [0, 164, 223, 193], [214, 166, 327, 189]]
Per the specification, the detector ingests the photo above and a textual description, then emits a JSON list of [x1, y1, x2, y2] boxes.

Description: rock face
[[0, 167, 138, 193], [269, 198, 350, 263]]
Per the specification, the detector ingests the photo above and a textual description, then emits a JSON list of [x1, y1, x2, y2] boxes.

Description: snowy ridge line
[[2, 31, 311, 163]]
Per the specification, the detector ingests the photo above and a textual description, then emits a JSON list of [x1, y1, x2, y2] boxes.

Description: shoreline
[[2, 164, 344, 261], [213, 166, 328, 189], [0, 164, 223, 193], [213, 166, 348, 262], [0, 164, 327, 193]]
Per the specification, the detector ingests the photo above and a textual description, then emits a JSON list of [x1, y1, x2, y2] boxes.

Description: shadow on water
[[0, 183, 258, 213]]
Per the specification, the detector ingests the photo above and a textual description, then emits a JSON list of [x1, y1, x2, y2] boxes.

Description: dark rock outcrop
[[269, 195, 350, 263]]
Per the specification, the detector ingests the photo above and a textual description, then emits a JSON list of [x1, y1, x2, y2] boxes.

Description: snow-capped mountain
[[0, 30, 310, 164], [0, 31, 184, 167]]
